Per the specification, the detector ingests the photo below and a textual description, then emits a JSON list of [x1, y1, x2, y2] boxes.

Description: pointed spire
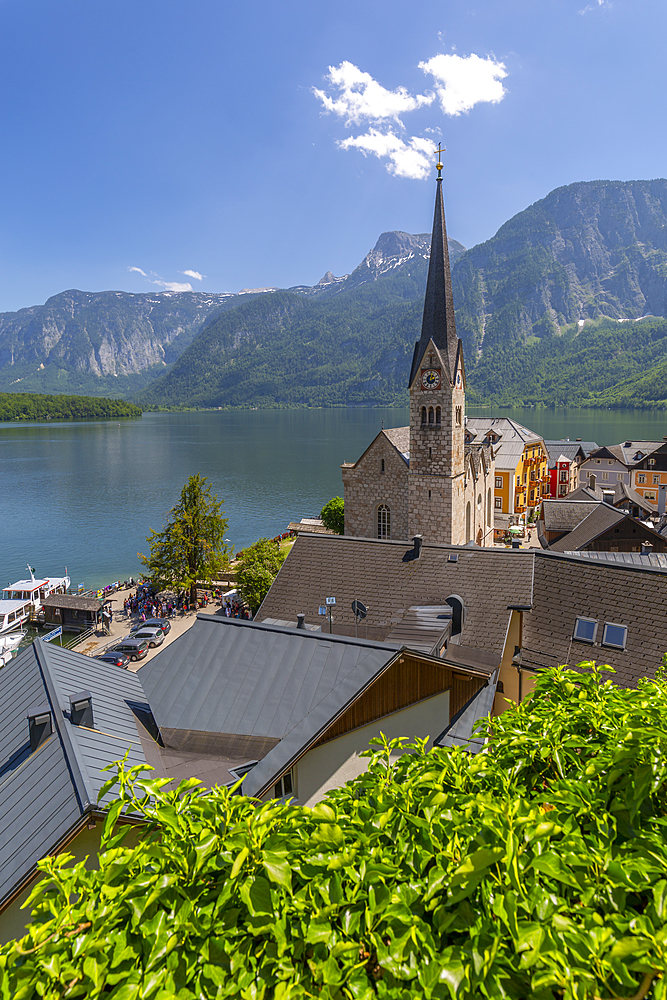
[[409, 172, 460, 386]]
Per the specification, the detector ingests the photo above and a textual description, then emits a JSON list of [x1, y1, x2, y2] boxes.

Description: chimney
[[69, 691, 94, 728], [511, 540, 521, 549], [412, 534, 423, 558], [27, 704, 53, 752], [641, 541, 654, 555], [296, 614, 306, 630], [576, 438, 581, 442]]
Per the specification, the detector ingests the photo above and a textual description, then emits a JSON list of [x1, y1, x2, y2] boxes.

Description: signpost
[[41, 626, 63, 645]]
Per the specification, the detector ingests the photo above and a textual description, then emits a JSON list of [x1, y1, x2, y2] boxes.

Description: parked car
[[96, 651, 130, 669], [110, 638, 149, 662], [130, 617, 171, 636], [129, 627, 164, 649]]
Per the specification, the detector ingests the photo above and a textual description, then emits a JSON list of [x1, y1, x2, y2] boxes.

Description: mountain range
[[1, 178, 667, 409]]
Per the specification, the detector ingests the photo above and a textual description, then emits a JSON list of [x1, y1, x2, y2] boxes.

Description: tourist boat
[[0, 566, 70, 633], [0, 628, 25, 664]]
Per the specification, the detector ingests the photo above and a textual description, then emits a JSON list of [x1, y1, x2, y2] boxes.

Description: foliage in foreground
[[138, 474, 230, 603], [235, 537, 288, 614], [2, 663, 667, 1000], [320, 497, 345, 535]]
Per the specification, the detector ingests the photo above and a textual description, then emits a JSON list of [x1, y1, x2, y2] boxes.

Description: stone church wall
[[342, 435, 409, 541]]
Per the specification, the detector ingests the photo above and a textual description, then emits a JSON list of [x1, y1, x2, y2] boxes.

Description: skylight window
[[573, 617, 598, 643], [602, 622, 628, 650]]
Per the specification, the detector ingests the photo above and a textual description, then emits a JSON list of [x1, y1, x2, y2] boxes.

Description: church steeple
[[409, 154, 461, 387]]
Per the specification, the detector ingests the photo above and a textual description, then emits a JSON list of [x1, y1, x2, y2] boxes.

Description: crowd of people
[[121, 582, 251, 621]]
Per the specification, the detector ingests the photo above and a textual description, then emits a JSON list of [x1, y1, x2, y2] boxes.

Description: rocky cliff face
[[453, 179, 667, 354], [0, 289, 234, 381]]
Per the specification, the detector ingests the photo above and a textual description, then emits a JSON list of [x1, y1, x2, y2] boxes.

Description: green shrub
[[2, 662, 666, 999]]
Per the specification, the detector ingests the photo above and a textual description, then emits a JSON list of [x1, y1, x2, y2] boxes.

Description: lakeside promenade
[[72, 584, 211, 671]]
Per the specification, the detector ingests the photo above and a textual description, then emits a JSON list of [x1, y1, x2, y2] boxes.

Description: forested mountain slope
[[453, 179, 667, 352]]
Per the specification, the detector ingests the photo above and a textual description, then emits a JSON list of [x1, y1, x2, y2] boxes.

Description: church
[[342, 162, 495, 546]]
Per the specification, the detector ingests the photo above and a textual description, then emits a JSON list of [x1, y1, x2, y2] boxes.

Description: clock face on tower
[[420, 368, 441, 390]]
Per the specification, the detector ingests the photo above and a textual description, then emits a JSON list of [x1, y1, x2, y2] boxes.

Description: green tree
[[320, 495, 344, 534], [138, 474, 230, 603], [235, 537, 287, 614], [3, 662, 667, 998]]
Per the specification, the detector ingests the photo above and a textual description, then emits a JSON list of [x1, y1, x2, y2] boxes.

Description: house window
[[530, 489, 535, 502], [495, 497, 502, 509], [649, 458, 656, 466], [523, 473, 527, 485], [645, 492, 656, 501], [602, 472, 608, 480], [560, 471, 568, 482], [573, 617, 598, 643], [516, 475, 520, 489], [558, 486, 567, 497], [608, 460, 613, 465], [274, 769, 294, 799], [495, 477, 503, 488], [637, 474, 646, 483], [653, 475, 660, 484], [455, 406, 462, 426], [377, 504, 390, 539], [602, 623, 628, 650]]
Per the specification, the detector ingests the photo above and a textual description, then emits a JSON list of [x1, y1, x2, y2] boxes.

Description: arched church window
[[456, 406, 462, 426], [381, 459, 385, 473], [421, 407, 427, 425], [477, 493, 482, 509], [487, 488, 492, 526], [377, 504, 391, 539], [435, 406, 441, 425], [465, 501, 471, 543], [428, 407, 434, 424]]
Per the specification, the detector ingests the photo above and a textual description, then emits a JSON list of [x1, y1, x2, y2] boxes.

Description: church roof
[[409, 178, 461, 387]]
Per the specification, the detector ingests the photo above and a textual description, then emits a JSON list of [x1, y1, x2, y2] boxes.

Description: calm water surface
[[2, 406, 666, 590]]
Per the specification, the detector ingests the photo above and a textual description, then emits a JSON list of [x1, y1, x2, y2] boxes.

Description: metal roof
[[138, 616, 401, 745], [0, 640, 150, 910], [384, 605, 453, 655], [565, 550, 667, 571], [41, 595, 102, 611]]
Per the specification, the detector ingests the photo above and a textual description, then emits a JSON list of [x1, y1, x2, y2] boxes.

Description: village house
[[543, 439, 598, 497], [465, 417, 549, 516]]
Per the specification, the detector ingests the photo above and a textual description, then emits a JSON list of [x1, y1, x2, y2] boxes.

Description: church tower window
[[455, 406, 462, 426], [435, 406, 441, 425], [428, 407, 434, 424], [377, 504, 391, 539], [465, 502, 471, 543], [381, 459, 385, 473], [421, 406, 427, 425]]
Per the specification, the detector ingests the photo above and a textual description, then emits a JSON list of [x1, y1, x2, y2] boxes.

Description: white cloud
[[339, 130, 434, 180], [152, 279, 193, 292], [128, 265, 147, 276], [181, 269, 206, 281], [419, 53, 507, 116], [579, 0, 609, 12], [313, 61, 433, 126]]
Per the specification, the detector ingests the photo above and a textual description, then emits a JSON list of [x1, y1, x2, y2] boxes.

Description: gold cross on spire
[[435, 142, 446, 178]]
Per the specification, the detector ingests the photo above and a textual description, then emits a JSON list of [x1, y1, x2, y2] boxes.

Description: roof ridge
[[32, 641, 95, 814]]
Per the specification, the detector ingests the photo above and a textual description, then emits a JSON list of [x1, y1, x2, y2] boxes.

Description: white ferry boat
[[0, 566, 70, 633]]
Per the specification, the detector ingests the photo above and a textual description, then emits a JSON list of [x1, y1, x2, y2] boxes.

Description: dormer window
[[634, 452, 644, 460]]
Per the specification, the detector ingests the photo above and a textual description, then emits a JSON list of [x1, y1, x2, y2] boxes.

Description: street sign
[[351, 600, 368, 619], [42, 626, 62, 643], [326, 597, 336, 605], [318, 606, 327, 616]]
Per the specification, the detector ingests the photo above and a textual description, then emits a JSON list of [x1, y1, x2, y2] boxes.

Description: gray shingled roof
[[138, 616, 401, 747], [258, 534, 535, 656], [0, 641, 149, 909], [382, 426, 410, 463], [549, 504, 625, 551], [521, 552, 667, 688], [543, 440, 599, 467], [542, 500, 600, 532]]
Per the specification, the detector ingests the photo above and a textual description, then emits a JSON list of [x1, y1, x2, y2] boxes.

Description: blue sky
[[0, 0, 664, 312]]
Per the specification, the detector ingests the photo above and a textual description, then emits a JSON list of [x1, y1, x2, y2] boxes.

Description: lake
[[2, 405, 666, 590]]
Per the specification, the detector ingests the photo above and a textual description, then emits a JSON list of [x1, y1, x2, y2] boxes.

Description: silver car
[[128, 627, 164, 649]]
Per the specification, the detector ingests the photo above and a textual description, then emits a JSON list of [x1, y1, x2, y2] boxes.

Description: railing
[[63, 626, 98, 650]]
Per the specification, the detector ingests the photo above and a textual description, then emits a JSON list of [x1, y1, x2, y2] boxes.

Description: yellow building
[[465, 418, 549, 517]]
